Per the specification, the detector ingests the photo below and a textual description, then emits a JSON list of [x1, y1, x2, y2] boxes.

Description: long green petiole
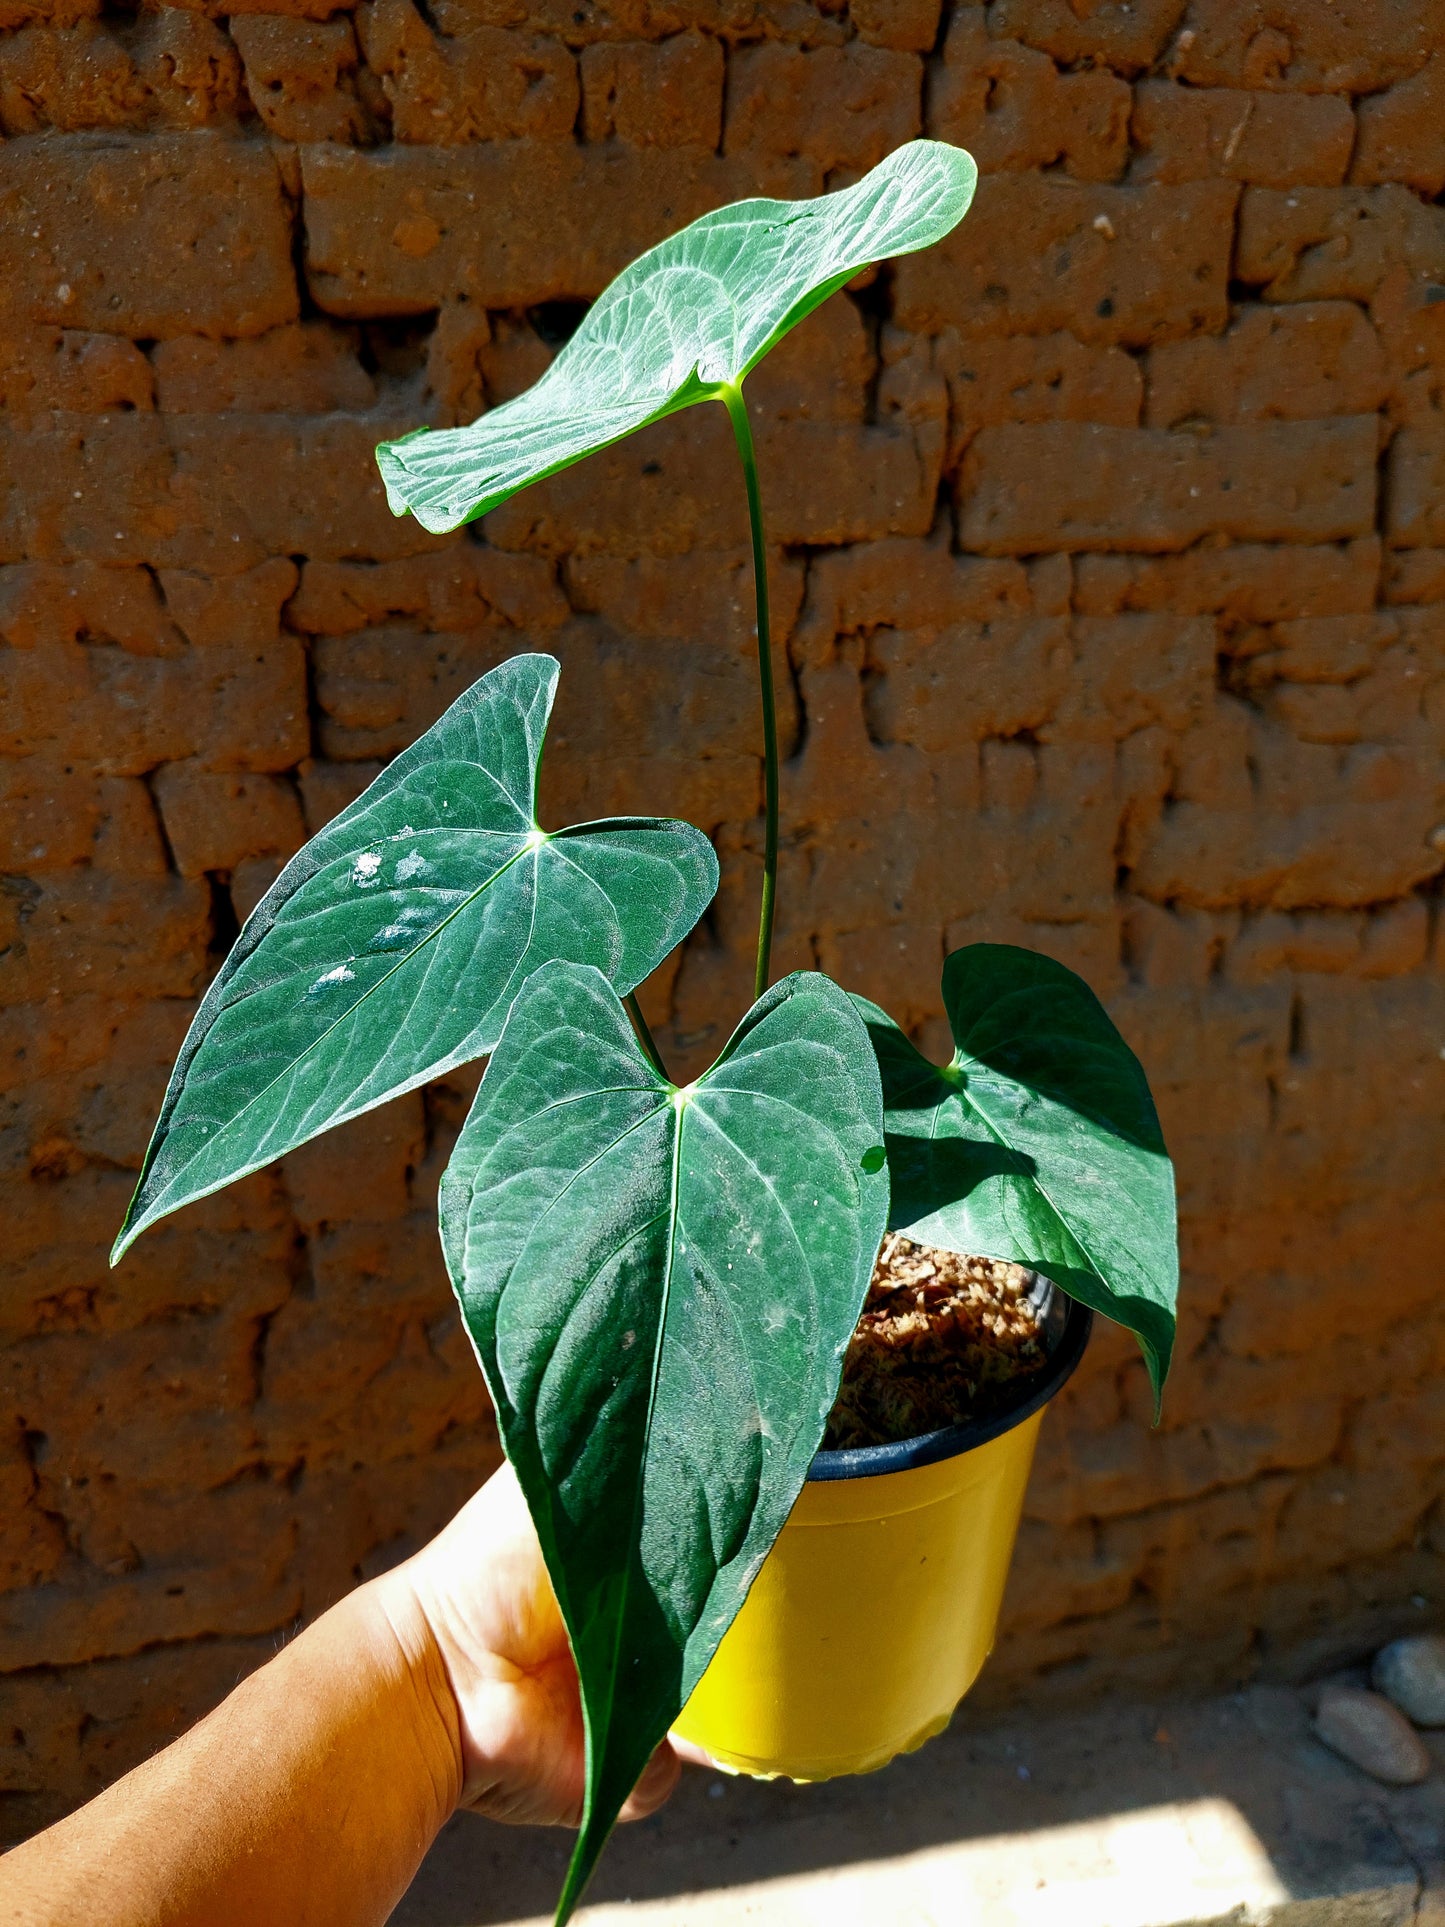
[[720, 382, 780, 1005]]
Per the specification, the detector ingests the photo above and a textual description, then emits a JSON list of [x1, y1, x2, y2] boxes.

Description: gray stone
[[1374, 1633, 1445, 1728], [1314, 1684, 1433, 1786]]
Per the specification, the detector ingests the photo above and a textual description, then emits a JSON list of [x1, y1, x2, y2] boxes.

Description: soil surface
[[822, 1234, 1050, 1451]]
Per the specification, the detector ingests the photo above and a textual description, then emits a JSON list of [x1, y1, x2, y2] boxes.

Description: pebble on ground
[[1313, 1683, 1433, 1786], [1372, 1633, 1445, 1729]]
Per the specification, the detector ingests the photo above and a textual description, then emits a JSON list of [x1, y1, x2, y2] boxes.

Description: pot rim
[[807, 1284, 1093, 1483]]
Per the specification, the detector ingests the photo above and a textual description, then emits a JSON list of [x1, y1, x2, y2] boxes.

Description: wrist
[[352, 1569, 466, 1828]]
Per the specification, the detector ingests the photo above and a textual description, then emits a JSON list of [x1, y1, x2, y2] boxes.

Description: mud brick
[[724, 42, 921, 173], [297, 757, 384, 833], [0, 561, 307, 773], [357, 0, 578, 143], [0, 0, 102, 25], [282, 1096, 426, 1234], [562, 549, 804, 655], [850, 0, 940, 52], [1387, 421, 1445, 549], [863, 618, 1069, 750], [893, 175, 1236, 346], [485, 405, 936, 555], [1255, 612, 1399, 685], [795, 537, 1035, 661], [930, 327, 1141, 466], [988, 0, 1187, 73], [988, 741, 1121, 923], [0, 16, 244, 137], [1228, 907, 1367, 980], [581, 31, 723, 146], [945, 912, 1124, 1004], [543, 615, 780, 767], [541, 746, 757, 837], [0, 413, 174, 567], [231, 14, 371, 143], [1262, 651, 1430, 749], [151, 768, 305, 879], [1352, 52, 1445, 198], [151, 322, 375, 415], [161, 415, 457, 570], [1237, 184, 1445, 303], [432, 0, 859, 38], [1133, 721, 1445, 909], [1073, 539, 1381, 619], [747, 294, 871, 425], [289, 549, 567, 635], [301, 141, 813, 315], [1146, 302, 1387, 426], [1131, 80, 1352, 188], [5, 1311, 274, 1489], [1372, 267, 1445, 428], [0, 557, 181, 655], [158, 562, 309, 769], [0, 763, 164, 876], [0, 1420, 66, 1594], [0, 1489, 300, 1671], [1171, 0, 1439, 94], [929, 13, 1130, 181], [1, 640, 191, 772], [1384, 549, 1445, 605], [0, 995, 193, 1179], [960, 418, 1378, 554], [814, 921, 944, 1032], [1046, 614, 1215, 742], [548, 566, 795, 772], [0, 134, 296, 339], [0, 330, 153, 418], [0, 873, 211, 1006], [313, 625, 514, 758]]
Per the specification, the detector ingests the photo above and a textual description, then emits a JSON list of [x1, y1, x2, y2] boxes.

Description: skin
[[0, 1463, 685, 1927]]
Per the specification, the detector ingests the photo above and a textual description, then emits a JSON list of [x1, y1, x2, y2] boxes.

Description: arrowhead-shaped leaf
[[854, 944, 1177, 1403], [113, 655, 717, 1262], [440, 961, 888, 1922], [376, 140, 977, 534]]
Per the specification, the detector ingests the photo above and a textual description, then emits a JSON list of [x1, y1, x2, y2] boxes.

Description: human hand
[[374, 1461, 682, 1828]]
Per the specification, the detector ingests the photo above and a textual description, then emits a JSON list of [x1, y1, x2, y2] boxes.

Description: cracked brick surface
[[1, 0, 1443, 1843]]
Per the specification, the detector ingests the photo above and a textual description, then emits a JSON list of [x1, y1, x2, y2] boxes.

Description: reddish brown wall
[[2, 0, 1443, 1840]]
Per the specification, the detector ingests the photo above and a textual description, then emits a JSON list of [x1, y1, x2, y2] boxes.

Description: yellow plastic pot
[[672, 1284, 1091, 1782]]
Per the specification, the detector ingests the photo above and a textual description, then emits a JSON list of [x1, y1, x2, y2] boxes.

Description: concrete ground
[[394, 1684, 1444, 1927]]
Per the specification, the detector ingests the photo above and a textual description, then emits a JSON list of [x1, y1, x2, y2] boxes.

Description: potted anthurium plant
[[113, 141, 1177, 1922]]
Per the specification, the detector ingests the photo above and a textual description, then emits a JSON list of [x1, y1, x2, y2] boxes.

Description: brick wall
[[3, 0, 1444, 1839]]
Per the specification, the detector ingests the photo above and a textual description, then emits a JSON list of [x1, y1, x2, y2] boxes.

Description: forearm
[[0, 1577, 462, 1927]]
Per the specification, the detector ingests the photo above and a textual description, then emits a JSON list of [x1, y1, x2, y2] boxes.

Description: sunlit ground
[[396, 1684, 1444, 1927]]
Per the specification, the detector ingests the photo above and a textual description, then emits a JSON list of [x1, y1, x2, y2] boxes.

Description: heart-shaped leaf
[[113, 655, 717, 1262], [376, 140, 977, 535], [855, 944, 1177, 1403], [440, 960, 888, 1922]]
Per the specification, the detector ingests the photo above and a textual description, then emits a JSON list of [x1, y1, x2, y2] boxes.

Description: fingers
[[616, 1740, 681, 1823], [666, 1732, 716, 1771]]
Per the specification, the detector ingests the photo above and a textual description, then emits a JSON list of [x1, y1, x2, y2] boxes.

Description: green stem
[[625, 991, 668, 1081], [721, 382, 779, 1005]]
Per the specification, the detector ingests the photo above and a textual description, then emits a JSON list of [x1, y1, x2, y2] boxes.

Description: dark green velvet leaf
[[854, 944, 1177, 1401], [440, 961, 888, 1922], [376, 140, 977, 534], [113, 655, 717, 1261]]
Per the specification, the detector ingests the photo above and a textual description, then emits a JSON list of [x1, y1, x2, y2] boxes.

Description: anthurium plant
[[114, 142, 1178, 1921]]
